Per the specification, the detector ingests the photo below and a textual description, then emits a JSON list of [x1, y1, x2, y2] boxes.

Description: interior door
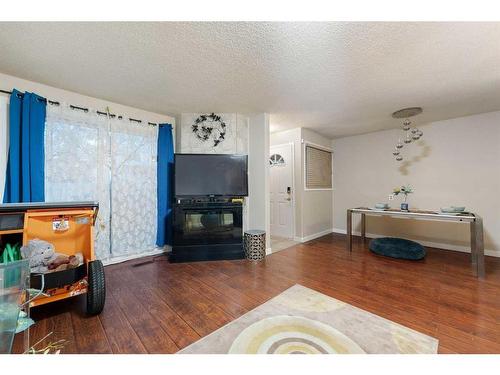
[[270, 143, 293, 239]]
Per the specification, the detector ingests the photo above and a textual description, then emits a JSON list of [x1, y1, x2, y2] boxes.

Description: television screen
[[174, 154, 248, 196]]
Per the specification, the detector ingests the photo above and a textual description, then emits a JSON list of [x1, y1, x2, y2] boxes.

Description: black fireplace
[[170, 199, 245, 262], [170, 153, 248, 263]]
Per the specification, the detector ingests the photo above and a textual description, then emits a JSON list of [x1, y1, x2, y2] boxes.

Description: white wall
[[332, 111, 500, 257], [270, 127, 333, 242], [248, 114, 271, 248]]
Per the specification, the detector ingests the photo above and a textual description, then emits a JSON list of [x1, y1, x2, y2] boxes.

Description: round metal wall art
[[191, 113, 227, 147], [391, 107, 424, 162]]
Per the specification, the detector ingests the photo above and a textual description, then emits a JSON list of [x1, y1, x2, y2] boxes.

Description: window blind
[[305, 145, 332, 189]]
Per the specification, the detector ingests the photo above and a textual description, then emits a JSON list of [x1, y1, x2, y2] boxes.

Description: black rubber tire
[[86, 260, 106, 315]]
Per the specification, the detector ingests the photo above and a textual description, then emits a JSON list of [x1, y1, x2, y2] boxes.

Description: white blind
[[305, 145, 332, 189]]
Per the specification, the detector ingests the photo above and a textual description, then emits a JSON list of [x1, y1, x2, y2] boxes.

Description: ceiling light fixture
[[391, 107, 423, 162]]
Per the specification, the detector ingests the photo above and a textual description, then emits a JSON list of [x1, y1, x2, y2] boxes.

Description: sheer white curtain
[[109, 117, 158, 257], [44, 104, 158, 261]]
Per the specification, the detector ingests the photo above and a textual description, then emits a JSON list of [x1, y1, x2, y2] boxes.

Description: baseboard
[[102, 247, 169, 266], [331, 228, 500, 258], [295, 229, 333, 243]]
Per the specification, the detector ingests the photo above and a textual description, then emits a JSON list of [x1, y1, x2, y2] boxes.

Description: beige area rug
[[179, 284, 438, 354]]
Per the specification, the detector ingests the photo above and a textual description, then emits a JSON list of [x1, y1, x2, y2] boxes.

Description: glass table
[[346, 208, 485, 278]]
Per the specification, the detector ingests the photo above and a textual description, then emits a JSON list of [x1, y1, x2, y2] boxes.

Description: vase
[[400, 202, 409, 211]]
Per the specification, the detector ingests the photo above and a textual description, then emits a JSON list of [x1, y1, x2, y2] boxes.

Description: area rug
[[178, 284, 438, 354]]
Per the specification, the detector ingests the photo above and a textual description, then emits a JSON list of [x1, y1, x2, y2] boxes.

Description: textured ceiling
[[0, 22, 499, 138]]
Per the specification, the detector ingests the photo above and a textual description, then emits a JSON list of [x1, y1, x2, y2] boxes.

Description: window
[[269, 153, 285, 166], [305, 145, 332, 189]]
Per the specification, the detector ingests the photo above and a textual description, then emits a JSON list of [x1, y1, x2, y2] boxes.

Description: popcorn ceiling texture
[[0, 22, 500, 137]]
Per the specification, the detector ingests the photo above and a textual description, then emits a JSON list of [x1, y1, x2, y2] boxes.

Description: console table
[[346, 208, 485, 278]]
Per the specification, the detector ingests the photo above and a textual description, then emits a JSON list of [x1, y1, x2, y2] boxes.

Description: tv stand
[[170, 197, 245, 263]]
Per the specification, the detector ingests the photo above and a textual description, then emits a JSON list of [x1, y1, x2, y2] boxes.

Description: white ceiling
[[0, 22, 499, 138]]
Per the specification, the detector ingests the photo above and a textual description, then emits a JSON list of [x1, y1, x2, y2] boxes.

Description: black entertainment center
[[170, 154, 248, 263]]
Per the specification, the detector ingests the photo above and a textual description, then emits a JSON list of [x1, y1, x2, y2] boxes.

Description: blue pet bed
[[369, 237, 426, 260]]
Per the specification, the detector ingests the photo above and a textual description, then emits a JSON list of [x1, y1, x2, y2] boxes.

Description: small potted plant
[[392, 185, 413, 211]]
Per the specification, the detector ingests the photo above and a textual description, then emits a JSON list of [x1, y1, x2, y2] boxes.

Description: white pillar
[[247, 113, 270, 250]]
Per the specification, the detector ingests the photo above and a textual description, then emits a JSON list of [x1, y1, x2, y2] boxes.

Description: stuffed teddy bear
[[21, 240, 85, 274], [20, 239, 55, 273]]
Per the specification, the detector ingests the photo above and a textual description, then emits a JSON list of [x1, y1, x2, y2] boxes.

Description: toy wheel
[[86, 260, 106, 315]]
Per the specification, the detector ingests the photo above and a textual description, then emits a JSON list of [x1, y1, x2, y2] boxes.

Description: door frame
[[269, 142, 296, 240]]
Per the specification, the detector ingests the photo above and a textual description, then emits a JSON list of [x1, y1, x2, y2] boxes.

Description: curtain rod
[[0, 89, 158, 126]]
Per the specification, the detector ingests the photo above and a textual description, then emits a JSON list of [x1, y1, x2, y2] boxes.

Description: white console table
[[346, 208, 485, 278]]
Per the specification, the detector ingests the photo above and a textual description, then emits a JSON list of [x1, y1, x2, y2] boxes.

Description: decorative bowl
[[375, 203, 389, 209]]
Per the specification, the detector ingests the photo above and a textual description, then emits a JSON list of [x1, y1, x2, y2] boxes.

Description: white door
[[270, 143, 294, 239]]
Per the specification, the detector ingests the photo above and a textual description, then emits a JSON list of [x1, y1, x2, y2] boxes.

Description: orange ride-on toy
[[0, 201, 105, 315]]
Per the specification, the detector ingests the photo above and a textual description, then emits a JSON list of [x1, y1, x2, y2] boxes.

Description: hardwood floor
[[13, 233, 500, 354]]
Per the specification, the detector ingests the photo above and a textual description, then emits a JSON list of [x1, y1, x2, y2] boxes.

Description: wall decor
[[191, 113, 227, 147], [180, 113, 248, 155], [391, 107, 423, 162]]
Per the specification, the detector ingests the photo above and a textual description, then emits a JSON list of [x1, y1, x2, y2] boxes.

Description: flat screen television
[[174, 154, 248, 197]]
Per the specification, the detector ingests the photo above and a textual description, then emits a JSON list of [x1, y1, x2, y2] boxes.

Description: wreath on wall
[[191, 113, 227, 147]]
